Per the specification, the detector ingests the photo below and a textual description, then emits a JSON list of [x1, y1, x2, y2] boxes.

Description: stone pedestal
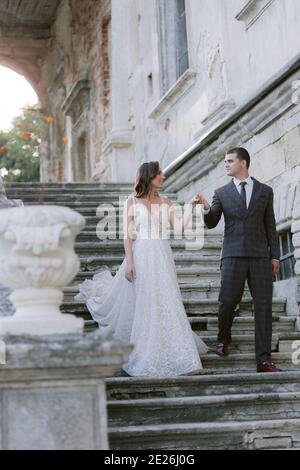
[[0, 331, 131, 449]]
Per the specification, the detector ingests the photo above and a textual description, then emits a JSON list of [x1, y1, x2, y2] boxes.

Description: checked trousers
[[218, 257, 273, 364]]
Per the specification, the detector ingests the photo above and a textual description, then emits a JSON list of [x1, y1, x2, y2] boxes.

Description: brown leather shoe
[[216, 342, 229, 357], [257, 361, 282, 373]]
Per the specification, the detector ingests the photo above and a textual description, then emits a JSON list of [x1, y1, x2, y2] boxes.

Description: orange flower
[[43, 115, 54, 124], [0, 146, 7, 154], [62, 136, 69, 145], [21, 131, 32, 140]]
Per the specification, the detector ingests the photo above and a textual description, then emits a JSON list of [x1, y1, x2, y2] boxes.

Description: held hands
[[191, 193, 210, 210], [125, 260, 136, 282]]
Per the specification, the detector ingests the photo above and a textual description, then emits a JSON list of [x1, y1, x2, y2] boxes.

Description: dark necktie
[[239, 181, 247, 210]]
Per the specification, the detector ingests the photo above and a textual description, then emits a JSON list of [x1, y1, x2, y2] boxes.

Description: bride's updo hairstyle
[[134, 161, 160, 198]]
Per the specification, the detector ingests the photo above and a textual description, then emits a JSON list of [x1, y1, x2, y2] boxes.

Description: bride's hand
[[193, 193, 210, 210], [190, 194, 202, 208], [125, 261, 136, 282]]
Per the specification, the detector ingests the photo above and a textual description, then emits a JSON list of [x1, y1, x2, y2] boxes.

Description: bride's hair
[[134, 161, 160, 198]]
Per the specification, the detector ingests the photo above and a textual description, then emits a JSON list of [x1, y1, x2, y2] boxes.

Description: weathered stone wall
[[1, 0, 300, 190], [162, 55, 300, 315], [117, 0, 300, 178], [117, 0, 300, 315], [38, 0, 113, 182]]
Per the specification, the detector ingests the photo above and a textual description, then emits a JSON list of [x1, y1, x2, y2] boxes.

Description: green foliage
[[0, 105, 47, 182]]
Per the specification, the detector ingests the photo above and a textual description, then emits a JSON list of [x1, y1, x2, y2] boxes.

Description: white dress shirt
[[204, 176, 253, 214], [233, 176, 253, 208]]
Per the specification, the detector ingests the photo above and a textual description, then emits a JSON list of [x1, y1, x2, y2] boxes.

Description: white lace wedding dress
[[75, 195, 208, 376]]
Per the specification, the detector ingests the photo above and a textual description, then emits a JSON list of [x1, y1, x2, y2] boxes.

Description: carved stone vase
[[0, 205, 85, 335]]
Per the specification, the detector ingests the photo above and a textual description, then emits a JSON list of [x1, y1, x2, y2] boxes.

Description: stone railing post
[[0, 205, 85, 335]]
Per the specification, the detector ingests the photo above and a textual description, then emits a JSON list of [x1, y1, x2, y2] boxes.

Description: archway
[[0, 65, 39, 129], [0, 65, 44, 182]]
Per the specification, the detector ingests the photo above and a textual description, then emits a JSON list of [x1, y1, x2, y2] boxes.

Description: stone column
[[0, 205, 85, 335], [102, 0, 134, 181], [292, 183, 300, 330]]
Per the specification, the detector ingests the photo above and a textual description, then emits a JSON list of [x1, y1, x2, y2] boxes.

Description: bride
[[75, 161, 208, 376]]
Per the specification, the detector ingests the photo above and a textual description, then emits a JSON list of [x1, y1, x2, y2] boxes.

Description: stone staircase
[[6, 182, 300, 450]]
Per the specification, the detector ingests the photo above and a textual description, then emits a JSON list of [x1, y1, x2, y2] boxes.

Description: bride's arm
[[123, 196, 136, 282], [162, 196, 197, 234]]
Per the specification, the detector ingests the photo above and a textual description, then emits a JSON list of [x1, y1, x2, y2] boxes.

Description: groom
[[197, 147, 281, 373]]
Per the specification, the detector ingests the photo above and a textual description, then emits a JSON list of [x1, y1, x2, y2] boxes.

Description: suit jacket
[[204, 177, 280, 260]]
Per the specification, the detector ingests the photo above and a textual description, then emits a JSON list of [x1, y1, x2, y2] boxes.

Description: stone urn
[[0, 205, 85, 335]]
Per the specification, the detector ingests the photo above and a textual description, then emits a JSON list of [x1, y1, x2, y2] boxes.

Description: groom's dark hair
[[227, 147, 250, 169]]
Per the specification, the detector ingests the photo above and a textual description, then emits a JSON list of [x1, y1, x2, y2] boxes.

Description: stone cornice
[[235, 0, 275, 30], [163, 52, 300, 192], [148, 69, 197, 119]]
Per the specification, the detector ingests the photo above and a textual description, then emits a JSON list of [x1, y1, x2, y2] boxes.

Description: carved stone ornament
[[0, 205, 86, 336]]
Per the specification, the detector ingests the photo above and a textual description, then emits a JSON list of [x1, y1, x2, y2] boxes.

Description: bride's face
[[151, 168, 165, 190]]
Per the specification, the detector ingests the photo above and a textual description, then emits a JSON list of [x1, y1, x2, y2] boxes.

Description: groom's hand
[[272, 259, 280, 275]]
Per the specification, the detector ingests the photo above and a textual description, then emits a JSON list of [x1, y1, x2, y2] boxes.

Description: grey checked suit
[[204, 177, 280, 363]]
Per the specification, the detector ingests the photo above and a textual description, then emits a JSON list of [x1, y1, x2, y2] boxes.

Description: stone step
[[73, 238, 223, 253], [9, 194, 134, 203], [15, 199, 187, 214], [180, 282, 251, 300], [83, 314, 294, 336], [106, 370, 300, 400], [63, 282, 251, 302], [197, 333, 280, 353], [185, 297, 285, 316], [78, 255, 222, 272], [193, 316, 295, 334], [62, 299, 286, 319], [108, 351, 296, 377], [278, 332, 300, 353], [199, 351, 295, 373], [7, 182, 134, 188], [75, 226, 208, 239], [72, 266, 224, 284], [6, 193, 178, 204], [6, 186, 175, 196], [80, 212, 203, 224], [108, 418, 300, 450], [107, 390, 300, 427], [75, 230, 221, 245]]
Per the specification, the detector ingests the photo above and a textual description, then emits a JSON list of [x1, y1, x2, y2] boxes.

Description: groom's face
[[224, 153, 244, 177]]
